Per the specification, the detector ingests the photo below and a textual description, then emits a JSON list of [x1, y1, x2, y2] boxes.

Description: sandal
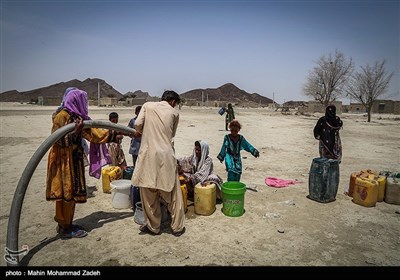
[[71, 224, 84, 231], [172, 227, 185, 237], [56, 224, 84, 234], [59, 227, 88, 239], [139, 225, 160, 236]]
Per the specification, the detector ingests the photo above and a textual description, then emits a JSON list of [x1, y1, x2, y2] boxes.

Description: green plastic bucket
[[221, 181, 246, 217]]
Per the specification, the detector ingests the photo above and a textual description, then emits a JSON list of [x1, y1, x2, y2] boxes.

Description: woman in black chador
[[313, 104, 343, 163]]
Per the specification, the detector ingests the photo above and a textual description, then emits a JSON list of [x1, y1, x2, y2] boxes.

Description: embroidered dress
[[217, 134, 258, 179], [46, 110, 117, 203]]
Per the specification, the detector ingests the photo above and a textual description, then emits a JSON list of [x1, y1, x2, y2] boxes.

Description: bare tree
[[345, 60, 394, 122], [304, 50, 354, 107]]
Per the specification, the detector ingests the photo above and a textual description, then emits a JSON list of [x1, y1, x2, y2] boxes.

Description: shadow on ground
[[19, 211, 133, 266]]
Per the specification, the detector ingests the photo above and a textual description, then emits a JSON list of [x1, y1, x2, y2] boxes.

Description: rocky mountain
[[124, 90, 150, 99], [180, 83, 273, 106], [0, 79, 274, 106], [0, 78, 124, 102]]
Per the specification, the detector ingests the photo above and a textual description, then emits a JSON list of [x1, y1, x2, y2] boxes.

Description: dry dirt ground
[[0, 103, 399, 268]]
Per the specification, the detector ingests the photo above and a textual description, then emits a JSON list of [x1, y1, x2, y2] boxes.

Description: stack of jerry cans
[[101, 166, 122, 193]]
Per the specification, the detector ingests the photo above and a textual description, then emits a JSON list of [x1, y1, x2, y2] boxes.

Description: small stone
[[277, 229, 285, 233], [96, 237, 101, 241], [264, 212, 281, 219], [281, 199, 295, 206]]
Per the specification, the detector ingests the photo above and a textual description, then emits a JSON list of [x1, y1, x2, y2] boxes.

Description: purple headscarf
[[56, 87, 77, 112], [57, 87, 111, 179], [63, 89, 90, 120]]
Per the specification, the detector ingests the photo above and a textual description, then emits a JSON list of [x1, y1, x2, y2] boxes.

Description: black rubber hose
[[6, 120, 135, 266]]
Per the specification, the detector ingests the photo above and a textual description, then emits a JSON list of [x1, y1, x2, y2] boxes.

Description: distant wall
[[38, 96, 61, 106], [371, 100, 400, 115], [99, 97, 117, 107], [88, 100, 97, 106], [348, 100, 400, 115], [394, 102, 400, 115], [131, 98, 147, 106], [307, 101, 342, 114], [349, 103, 367, 113]]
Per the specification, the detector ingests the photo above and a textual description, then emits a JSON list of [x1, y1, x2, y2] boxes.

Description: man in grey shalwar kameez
[[131, 90, 185, 236]]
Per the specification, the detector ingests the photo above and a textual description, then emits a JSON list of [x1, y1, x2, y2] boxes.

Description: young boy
[[107, 112, 127, 169], [127, 106, 142, 167], [217, 120, 259, 182]]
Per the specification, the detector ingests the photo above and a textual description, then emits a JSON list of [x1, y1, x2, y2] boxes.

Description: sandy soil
[[0, 102, 399, 267]]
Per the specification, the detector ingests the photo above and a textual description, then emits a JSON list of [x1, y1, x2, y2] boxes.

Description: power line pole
[[273, 91, 275, 108], [97, 82, 100, 107]]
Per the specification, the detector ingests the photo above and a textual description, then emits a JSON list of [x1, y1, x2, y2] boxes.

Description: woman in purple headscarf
[[313, 104, 343, 162], [46, 88, 119, 238]]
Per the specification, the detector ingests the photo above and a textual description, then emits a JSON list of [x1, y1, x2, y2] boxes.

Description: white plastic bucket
[[110, 179, 132, 209]]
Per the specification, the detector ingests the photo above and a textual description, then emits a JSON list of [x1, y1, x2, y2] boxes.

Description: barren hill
[[0, 78, 124, 103], [1, 80, 274, 107], [124, 90, 150, 99], [180, 83, 273, 107]]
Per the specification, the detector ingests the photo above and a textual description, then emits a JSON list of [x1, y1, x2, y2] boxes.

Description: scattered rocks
[[280, 199, 296, 206], [263, 212, 281, 219]]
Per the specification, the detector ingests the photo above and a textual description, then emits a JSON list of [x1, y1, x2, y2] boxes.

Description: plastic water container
[[179, 176, 188, 213], [181, 184, 188, 213], [385, 177, 400, 205], [194, 182, 216, 216], [308, 157, 340, 203], [134, 202, 145, 225], [221, 181, 246, 217], [123, 166, 134, 179], [368, 174, 386, 202], [110, 179, 132, 209], [102, 166, 122, 193], [352, 177, 378, 207], [347, 171, 361, 197]]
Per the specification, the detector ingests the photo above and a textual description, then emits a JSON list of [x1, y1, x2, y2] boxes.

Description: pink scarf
[[265, 177, 301, 188]]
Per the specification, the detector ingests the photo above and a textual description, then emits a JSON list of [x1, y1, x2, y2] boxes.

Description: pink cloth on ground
[[265, 176, 301, 188]]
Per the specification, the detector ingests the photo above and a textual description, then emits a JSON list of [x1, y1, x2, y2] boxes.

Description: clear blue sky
[[1, 0, 398, 104]]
